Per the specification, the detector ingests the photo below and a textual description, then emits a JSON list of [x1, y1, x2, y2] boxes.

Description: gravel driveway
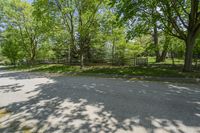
[[0, 68, 200, 133]]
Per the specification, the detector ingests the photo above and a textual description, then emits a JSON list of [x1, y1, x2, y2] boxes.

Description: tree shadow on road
[[0, 71, 48, 80], [0, 71, 200, 133], [0, 84, 24, 93]]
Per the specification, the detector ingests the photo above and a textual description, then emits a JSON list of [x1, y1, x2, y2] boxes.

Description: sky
[[27, 0, 33, 3]]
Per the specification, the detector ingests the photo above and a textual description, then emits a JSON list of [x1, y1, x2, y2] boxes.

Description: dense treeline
[[0, 0, 200, 71]]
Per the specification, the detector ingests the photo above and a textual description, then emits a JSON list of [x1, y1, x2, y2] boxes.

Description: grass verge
[[5, 64, 200, 78]]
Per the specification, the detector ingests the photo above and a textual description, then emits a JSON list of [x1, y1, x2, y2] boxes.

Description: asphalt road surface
[[0, 67, 200, 133]]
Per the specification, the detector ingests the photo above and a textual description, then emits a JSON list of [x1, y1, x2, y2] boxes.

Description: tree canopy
[[0, 0, 200, 72]]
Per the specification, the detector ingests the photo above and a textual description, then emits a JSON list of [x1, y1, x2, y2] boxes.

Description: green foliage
[[0, 0, 199, 73], [125, 42, 144, 58], [1, 0, 52, 64], [37, 42, 56, 60], [1, 27, 23, 65]]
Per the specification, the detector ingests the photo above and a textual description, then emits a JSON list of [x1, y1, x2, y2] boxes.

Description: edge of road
[[68, 72, 200, 84], [1, 66, 199, 84]]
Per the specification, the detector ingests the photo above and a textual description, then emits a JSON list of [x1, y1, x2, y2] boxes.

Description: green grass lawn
[[148, 57, 184, 65], [6, 64, 80, 73], [6, 64, 200, 78]]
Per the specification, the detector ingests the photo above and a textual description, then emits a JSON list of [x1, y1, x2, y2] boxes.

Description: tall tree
[[113, 0, 163, 62], [112, 0, 200, 71], [2, 0, 45, 65], [38, 0, 76, 64], [157, 0, 200, 71], [1, 27, 23, 65], [75, 0, 103, 68], [34, 0, 104, 68]]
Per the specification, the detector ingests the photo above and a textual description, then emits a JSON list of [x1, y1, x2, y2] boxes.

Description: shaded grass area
[[6, 64, 80, 73], [6, 64, 200, 78], [83, 65, 200, 78]]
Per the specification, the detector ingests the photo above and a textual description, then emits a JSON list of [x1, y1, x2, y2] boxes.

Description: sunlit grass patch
[[22, 126, 32, 133], [0, 108, 11, 118], [0, 108, 11, 128]]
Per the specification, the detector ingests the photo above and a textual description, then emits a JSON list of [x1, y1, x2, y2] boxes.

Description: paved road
[[0, 68, 200, 133]]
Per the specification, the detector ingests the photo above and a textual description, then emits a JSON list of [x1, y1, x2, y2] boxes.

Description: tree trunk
[[80, 51, 84, 69], [12, 59, 16, 66], [183, 37, 195, 72], [29, 54, 35, 66], [159, 50, 168, 62], [68, 45, 71, 65], [29, 40, 37, 66], [153, 24, 160, 62], [86, 46, 91, 64], [171, 51, 175, 66], [159, 35, 170, 62], [112, 42, 115, 65], [29, 51, 35, 66]]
